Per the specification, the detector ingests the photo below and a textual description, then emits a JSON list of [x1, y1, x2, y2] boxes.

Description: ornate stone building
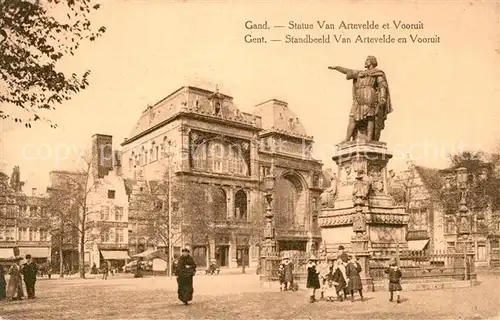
[[121, 85, 323, 268]]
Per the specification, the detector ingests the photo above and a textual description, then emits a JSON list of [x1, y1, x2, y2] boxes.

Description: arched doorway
[[234, 189, 247, 220]]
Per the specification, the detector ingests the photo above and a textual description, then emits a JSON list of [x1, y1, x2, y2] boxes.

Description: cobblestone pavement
[[0, 273, 499, 319]]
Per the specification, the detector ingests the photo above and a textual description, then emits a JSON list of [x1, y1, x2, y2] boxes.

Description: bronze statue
[[329, 56, 392, 143]]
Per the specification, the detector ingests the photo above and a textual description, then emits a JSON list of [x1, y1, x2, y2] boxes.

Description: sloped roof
[[413, 166, 444, 201], [254, 99, 312, 139], [126, 86, 257, 141]]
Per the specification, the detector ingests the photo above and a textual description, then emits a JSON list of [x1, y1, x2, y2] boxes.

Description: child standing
[[332, 258, 348, 301], [306, 255, 321, 303], [323, 278, 337, 302], [385, 259, 403, 303]]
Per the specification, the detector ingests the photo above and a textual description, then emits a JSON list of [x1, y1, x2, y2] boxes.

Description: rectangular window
[[0, 226, 5, 241], [101, 229, 110, 243], [154, 146, 159, 161], [107, 190, 116, 199], [100, 206, 110, 220], [18, 227, 28, 241], [115, 228, 124, 243], [29, 229, 37, 241], [40, 229, 48, 241], [128, 158, 133, 170], [262, 166, 271, 178], [115, 206, 124, 221], [477, 244, 487, 261], [6, 227, 15, 241]]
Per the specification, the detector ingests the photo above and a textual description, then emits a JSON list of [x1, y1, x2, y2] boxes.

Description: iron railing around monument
[[260, 251, 310, 282], [370, 250, 474, 282]]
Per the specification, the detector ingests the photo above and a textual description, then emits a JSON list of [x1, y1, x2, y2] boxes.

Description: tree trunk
[[59, 245, 64, 278], [79, 233, 85, 279], [59, 228, 64, 278]]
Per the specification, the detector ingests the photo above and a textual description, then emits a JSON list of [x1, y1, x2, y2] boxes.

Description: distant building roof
[[254, 99, 312, 140]]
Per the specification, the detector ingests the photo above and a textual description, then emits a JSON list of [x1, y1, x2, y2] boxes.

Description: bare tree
[[45, 153, 106, 278]]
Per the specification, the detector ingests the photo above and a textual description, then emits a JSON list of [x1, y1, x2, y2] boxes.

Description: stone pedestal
[[319, 141, 409, 264]]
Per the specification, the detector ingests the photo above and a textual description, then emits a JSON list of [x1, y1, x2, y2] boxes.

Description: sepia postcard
[[0, 0, 499, 319]]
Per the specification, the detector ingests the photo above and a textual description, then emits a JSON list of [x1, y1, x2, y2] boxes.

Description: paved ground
[[1, 273, 499, 320]]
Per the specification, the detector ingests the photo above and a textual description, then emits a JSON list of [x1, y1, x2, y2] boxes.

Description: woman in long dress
[[176, 248, 197, 305], [6, 258, 24, 301]]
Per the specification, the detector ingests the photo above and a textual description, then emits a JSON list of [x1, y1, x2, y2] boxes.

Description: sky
[[2, 0, 499, 193]]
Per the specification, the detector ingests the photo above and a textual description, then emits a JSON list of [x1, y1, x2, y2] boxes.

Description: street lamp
[[263, 174, 276, 253], [260, 170, 277, 283], [456, 167, 470, 239], [456, 167, 473, 280]]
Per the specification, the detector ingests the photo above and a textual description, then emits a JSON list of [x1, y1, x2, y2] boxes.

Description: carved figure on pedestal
[[328, 56, 393, 143], [320, 175, 337, 208], [369, 169, 384, 195]]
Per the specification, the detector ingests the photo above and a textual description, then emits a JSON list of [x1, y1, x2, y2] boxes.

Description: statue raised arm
[[328, 56, 393, 143]]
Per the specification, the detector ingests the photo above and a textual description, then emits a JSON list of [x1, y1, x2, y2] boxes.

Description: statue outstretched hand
[[328, 66, 337, 70]]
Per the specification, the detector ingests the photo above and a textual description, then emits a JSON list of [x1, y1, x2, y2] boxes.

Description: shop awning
[[0, 248, 14, 259], [18, 247, 50, 258], [100, 250, 130, 260], [407, 239, 429, 251]]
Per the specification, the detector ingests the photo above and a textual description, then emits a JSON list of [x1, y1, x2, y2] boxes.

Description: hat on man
[[308, 255, 318, 261], [25, 254, 32, 259], [181, 248, 190, 253], [338, 245, 345, 250]]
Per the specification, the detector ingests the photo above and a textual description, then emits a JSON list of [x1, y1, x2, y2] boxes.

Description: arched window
[[213, 144, 223, 172], [234, 190, 247, 220], [274, 174, 305, 229], [210, 187, 227, 220]]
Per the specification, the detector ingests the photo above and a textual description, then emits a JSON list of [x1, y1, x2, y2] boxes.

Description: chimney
[[32, 188, 37, 197], [114, 150, 122, 176], [91, 134, 113, 179]]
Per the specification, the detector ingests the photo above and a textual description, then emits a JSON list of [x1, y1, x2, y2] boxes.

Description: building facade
[[0, 171, 51, 265], [390, 163, 500, 267], [120, 85, 323, 268]]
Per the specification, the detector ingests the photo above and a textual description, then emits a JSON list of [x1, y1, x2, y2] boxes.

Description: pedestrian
[[337, 245, 350, 298], [338, 245, 349, 263], [332, 258, 348, 301], [282, 257, 294, 291], [306, 255, 320, 303], [323, 278, 337, 302], [317, 258, 330, 300], [346, 255, 364, 302], [47, 263, 52, 280], [278, 262, 285, 291], [176, 248, 196, 305], [385, 259, 403, 303], [22, 254, 37, 299], [6, 257, 24, 301], [0, 265, 6, 300], [91, 263, 98, 275], [102, 261, 109, 280]]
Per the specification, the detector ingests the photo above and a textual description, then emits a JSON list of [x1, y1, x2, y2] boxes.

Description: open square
[[1, 273, 499, 320]]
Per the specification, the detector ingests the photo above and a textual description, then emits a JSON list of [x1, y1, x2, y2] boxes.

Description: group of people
[[0, 254, 38, 301], [305, 245, 403, 304]]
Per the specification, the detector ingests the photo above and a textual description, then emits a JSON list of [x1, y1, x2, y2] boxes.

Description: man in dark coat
[[22, 254, 37, 299], [346, 255, 364, 302], [176, 248, 196, 305], [282, 257, 294, 291]]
